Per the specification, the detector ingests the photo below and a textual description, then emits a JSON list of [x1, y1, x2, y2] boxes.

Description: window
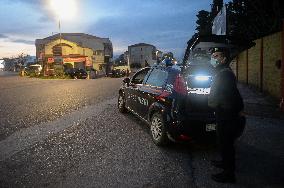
[[131, 68, 150, 85], [94, 50, 103, 56], [99, 64, 103, 70], [145, 68, 168, 87], [52, 46, 62, 56]]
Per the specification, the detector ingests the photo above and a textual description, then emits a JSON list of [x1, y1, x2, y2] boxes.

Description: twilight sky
[[0, 0, 229, 60]]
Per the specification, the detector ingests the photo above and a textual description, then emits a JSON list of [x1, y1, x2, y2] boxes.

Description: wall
[[263, 32, 282, 98], [237, 49, 247, 83], [247, 38, 261, 88], [237, 32, 282, 99], [45, 39, 82, 55], [44, 39, 105, 70]]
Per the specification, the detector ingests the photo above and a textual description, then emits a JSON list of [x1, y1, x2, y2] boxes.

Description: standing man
[[126, 68, 130, 77], [208, 47, 244, 183]]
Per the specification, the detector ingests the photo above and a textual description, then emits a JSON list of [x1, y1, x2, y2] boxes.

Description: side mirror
[[123, 77, 130, 86]]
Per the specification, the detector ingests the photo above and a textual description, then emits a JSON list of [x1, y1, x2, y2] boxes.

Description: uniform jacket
[[208, 63, 244, 119]]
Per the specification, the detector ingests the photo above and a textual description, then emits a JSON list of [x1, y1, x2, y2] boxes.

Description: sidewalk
[[238, 83, 284, 119], [236, 83, 284, 187]]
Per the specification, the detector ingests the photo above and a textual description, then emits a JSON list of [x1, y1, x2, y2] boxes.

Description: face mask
[[210, 58, 219, 68]]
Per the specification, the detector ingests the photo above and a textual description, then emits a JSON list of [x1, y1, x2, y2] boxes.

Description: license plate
[[206, 123, 216, 131]]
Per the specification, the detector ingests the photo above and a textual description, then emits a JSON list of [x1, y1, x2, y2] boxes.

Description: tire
[[150, 113, 170, 146], [118, 93, 127, 113]]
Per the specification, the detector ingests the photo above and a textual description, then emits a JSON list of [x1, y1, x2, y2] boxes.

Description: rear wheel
[[150, 113, 169, 146], [118, 93, 127, 113]]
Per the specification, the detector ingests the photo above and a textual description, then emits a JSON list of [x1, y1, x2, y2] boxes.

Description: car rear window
[[185, 65, 213, 88]]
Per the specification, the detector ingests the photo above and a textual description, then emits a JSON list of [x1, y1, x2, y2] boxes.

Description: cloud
[[82, 0, 210, 59], [0, 0, 214, 59], [0, 0, 54, 36], [38, 16, 53, 23], [0, 34, 34, 45], [10, 39, 34, 45], [0, 34, 9, 39], [86, 5, 196, 59]]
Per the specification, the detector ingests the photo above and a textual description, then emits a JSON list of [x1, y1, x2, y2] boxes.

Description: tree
[[17, 53, 30, 66], [196, 10, 212, 35], [211, 0, 224, 18], [114, 54, 126, 65], [226, 0, 283, 40], [3, 53, 30, 71], [3, 58, 15, 71], [246, 0, 282, 39], [183, 33, 198, 64]]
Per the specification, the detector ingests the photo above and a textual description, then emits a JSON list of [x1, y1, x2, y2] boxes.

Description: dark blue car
[[118, 63, 216, 146], [65, 68, 88, 79]]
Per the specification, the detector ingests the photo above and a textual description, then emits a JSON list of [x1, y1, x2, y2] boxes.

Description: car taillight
[[174, 74, 187, 95], [156, 91, 171, 102]]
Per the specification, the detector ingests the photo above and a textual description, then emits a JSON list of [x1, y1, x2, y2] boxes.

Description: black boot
[[210, 160, 225, 169], [211, 171, 236, 183]]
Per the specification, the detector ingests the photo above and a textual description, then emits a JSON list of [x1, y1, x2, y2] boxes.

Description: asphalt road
[[0, 72, 121, 140], [0, 72, 283, 188]]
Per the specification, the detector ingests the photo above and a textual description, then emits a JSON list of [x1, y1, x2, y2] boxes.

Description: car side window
[[145, 68, 168, 87], [131, 68, 150, 85]]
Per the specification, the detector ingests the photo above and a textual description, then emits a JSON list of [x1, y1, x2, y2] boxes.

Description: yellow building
[[35, 33, 113, 75]]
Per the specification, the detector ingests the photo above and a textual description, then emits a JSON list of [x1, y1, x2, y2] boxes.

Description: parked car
[[65, 68, 88, 79], [111, 69, 126, 77], [117, 63, 216, 146], [24, 64, 42, 76]]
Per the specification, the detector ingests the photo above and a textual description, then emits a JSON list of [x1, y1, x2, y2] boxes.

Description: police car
[[117, 59, 216, 146]]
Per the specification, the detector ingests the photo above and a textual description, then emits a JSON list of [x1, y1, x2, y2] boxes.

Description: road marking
[[0, 97, 117, 161]]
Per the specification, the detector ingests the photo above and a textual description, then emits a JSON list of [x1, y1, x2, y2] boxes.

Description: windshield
[[28, 66, 40, 70]]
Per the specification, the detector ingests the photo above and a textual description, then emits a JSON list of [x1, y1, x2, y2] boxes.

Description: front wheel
[[150, 113, 170, 146], [118, 93, 127, 113]]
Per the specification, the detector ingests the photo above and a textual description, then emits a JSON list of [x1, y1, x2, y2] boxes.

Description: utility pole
[[59, 20, 62, 44]]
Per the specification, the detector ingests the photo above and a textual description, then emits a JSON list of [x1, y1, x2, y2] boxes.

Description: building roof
[[35, 33, 112, 52], [128, 43, 155, 48]]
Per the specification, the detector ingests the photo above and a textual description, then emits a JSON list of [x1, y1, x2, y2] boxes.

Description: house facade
[[128, 43, 157, 67], [35, 33, 113, 75]]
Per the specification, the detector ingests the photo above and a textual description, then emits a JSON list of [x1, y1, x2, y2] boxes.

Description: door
[[124, 68, 150, 113], [136, 68, 169, 119]]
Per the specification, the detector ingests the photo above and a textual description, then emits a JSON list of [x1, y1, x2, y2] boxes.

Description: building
[[156, 50, 163, 63], [0, 59, 4, 71], [128, 43, 157, 67], [124, 51, 129, 65], [35, 33, 113, 75]]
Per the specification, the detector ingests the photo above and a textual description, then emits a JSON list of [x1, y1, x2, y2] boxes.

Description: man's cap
[[210, 47, 229, 54]]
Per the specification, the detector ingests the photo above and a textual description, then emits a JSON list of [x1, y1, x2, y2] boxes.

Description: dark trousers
[[216, 118, 238, 173]]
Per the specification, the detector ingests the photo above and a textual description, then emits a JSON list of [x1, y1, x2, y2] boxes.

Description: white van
[[29, 64, 42, 72]]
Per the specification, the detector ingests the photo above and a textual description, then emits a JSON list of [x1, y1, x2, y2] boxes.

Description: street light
[[49, 0, 77, 22], [48, 0, 78, 40], [48, 0, 78, 68]]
